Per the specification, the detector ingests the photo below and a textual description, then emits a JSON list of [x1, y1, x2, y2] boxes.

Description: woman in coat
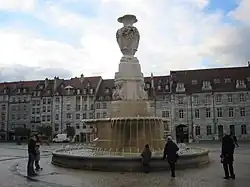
[[141, 144, 152, 173]]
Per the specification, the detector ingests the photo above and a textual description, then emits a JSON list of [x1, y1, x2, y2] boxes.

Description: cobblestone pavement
[[0, 143, 250, 187]]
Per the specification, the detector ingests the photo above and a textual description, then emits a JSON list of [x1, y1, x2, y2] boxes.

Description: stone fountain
[[51, 14, 209, 172]]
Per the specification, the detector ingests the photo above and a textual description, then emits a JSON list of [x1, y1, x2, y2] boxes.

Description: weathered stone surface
[[51, 148, 209, 172]]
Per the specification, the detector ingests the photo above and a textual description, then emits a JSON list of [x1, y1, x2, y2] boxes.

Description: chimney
[[80, 74, 84, 83], [45, 78, 49, 87], [54, 76, 58, 91]]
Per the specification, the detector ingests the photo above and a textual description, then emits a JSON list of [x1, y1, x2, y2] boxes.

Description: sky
[[0, 0, 249, 81]]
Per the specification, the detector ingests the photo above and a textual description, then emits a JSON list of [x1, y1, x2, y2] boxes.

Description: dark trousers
[[142, 163, 150, 173], [223, 162, 235, 178], [168, 161, 176, 177], [27, 153, 35, 175], [35, 160, 40, 170]]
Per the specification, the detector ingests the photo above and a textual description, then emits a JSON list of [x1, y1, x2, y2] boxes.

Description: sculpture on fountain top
[[116, 14, 140, 56]]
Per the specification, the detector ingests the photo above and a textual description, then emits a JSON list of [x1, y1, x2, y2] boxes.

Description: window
[[83, 89, 87, 94], [84, 104, 87, 110], [66, 123, 71, 128], [55, 97, 60, 103], [66, 113, 72, 119], [96, 112, 100, 118], [23, 114, 27, 119], [32, 100, 36, 106], [239, 93, 245, 102], [195, 109, 200, 119], [203, 81, 211, 89], [1, 113, 5, 121], [177, 83, 184, 89], [90, 104, 94, 110], [102, 103, 107, 109], [224, 78, 231, 83], [240, 107, 245, 116], [46, 115, 50, 121], [76, 123, 80, 129], [54, 123, 59, 131], [102, 112, 107, 118], [43, 99, 46, 104], [214, 78, 220, 84], [76, 113, 80, 120], [11, 114, 15, 120], [36, 117, 40, 121], [47, 106, 51, 112], [179, 109, 184, 119], [90, 88, 94, 94], [32, 108, 35, 114], [17, 114, 20, 120], [217, 108, 222, 118], [193, 96, 199, 105], [76, 105, 81, 111], [89, 112, 94, 119], [36, 108, 40, 114], [162, 111, 170, 118], [146, 83, 150, 89], [82, 113, 86, 119], [77, 89, 81, 95], [47, 98, 51, 104], [206, 125, 212, 135], [230, 125, 235, 135], [205, 95, 210, 104], [157, 85, 161, 90], [66, 104, 71, 110], [192, 80, 197, 85], [96, 103, 100, 109], [42, 115, 46, 121], [228, 94, 233, 103], [105, 88, 109, 93], [1, 104, 6, 111], [178, 96, 184, 104], [216, 94, 222, 103], [229, 108, 234, 118], [23, 105, 27, 110], [195, 126, 200, 136], [55, 114, 59, 120], [55, 105, 59, 110], [241, 125, 247, 135], [206, 108, 211, 118], [37, 100, 40, 105], [42, 106, 46, 112]]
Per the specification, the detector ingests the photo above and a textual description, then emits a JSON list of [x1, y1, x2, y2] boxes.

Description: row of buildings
[[0, 64, 250, 142]]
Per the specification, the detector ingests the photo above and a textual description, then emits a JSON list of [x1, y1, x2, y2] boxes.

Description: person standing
[[221, 134, 235, 180], [35, 143, 42, 171], [27, 134, 37, 176], [140, 144, 152, 173], [163, 136, 179, 178]]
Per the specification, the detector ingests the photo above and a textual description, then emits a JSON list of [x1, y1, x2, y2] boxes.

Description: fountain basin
[[51, 148, 210, 172]]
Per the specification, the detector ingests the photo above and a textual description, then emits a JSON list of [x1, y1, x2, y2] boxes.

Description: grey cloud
[[0, 64, 72, 82]]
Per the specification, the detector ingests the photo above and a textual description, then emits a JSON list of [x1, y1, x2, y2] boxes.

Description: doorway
[[176, 124, 189, 143], [218, 125, 224, 140]]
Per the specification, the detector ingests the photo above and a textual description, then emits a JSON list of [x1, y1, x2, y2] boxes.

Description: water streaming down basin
[[95, 117, 165, 154]]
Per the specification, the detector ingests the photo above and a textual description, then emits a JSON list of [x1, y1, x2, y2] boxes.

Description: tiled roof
[[171, 66, 250, 93], [96, 79, 114, 99]]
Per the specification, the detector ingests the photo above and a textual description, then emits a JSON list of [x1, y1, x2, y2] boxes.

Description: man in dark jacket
[[141, 144, 152, 173], [221, 134, 235, 180], [163, 136, 179, 178], [27, 134, 37, 176]]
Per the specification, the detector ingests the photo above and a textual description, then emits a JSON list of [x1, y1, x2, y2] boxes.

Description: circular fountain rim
[[52, 147, 210, 159], [82, 116, 168, 123]]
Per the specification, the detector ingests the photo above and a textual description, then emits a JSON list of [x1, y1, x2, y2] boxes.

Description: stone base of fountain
[[51, 148, 210, 172]]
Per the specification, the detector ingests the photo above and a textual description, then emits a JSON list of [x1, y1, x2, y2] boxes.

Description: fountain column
[[110, 14, 151, 118]]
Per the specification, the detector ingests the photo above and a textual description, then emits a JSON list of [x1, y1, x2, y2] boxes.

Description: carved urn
[[116, 14, 140, 56]]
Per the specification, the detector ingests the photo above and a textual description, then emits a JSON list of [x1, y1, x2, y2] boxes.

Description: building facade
[[0, 65, 250, 142]]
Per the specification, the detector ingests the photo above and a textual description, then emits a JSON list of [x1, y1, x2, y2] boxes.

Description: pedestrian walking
[[140, 144, 152, 173], [221, 133, 236, 180], [27, 134, 37, 177], [163, 136, 179, 178]]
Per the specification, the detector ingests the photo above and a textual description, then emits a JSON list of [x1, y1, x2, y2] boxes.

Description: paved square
[[0, 143, 249, 187]]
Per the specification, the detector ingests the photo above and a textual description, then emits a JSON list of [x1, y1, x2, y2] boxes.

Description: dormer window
[[202, 81, 212, 90], [67, 89, 70, 95], [17, 89, 20, 93], [157, 85, 161, 90], [61, 84, 64, 88], [83, 89, 87, 94], [77, 89, 81, 95], [224, 78, 231, 83], [3, 89, 7, 94], [90, 88, 93, 94], [236, 80, 246, 89], [192, 80, 197, 85], [87, 82, 90, 87], [146, 83, 150, 89], [23, 88, 26, 93], [47, 90, 51, 94], [214, 79, 220, 84], [165, 85, 169, 90], [176, 83, 185, 92], [105, 88, 109, 93], [37, 91, 40, 96], [40, 85, 44, 89]]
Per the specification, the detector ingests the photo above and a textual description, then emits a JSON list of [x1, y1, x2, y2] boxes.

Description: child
[[35, 143, 42, 171]]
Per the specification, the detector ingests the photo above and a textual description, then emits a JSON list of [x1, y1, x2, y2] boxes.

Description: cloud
[[0, 0, 250, 81], [0, 0, 36, 12]]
